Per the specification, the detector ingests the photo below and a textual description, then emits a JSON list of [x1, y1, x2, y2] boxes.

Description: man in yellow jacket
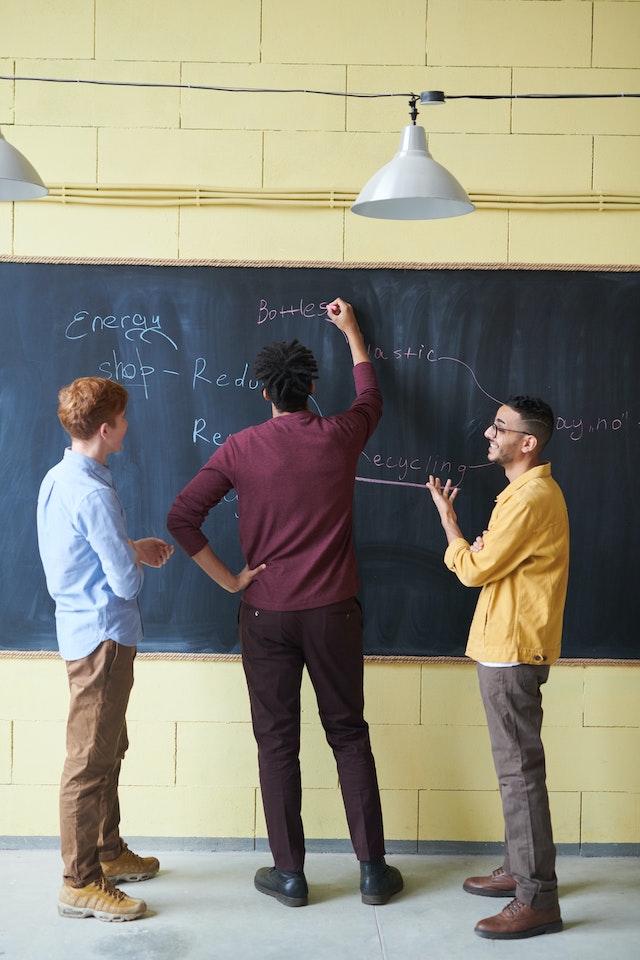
[[427, 395, 569, 941]]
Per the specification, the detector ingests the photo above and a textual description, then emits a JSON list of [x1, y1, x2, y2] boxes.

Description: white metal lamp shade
[[0, 130, 48, 200], [351, 124, 473, 220]]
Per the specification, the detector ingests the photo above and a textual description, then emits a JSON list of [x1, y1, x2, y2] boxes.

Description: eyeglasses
[[487, 421, 533, 439]]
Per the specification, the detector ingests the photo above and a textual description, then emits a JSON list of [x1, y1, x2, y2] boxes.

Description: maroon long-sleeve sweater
[[167, 361, 382, 611]]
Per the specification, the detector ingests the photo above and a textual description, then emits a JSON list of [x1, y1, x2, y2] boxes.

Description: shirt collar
[[496, 462, 551, 502], [63, 446, 113, 484]]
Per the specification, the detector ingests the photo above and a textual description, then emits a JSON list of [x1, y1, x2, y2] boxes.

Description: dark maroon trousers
[[239, 597, 386, 873]]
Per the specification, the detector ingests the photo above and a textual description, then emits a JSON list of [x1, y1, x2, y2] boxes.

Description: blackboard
[[1, 260, 638, 659]]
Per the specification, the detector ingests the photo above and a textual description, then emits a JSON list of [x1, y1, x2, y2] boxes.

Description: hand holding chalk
[[326, 297, 357, 327], [326, 299, 344, 324], [324, 298, 369, 364]]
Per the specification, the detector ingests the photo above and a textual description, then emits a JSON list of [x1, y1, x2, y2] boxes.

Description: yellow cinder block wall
[[1, 657, 639, 848], [1, 0, 639, 849]]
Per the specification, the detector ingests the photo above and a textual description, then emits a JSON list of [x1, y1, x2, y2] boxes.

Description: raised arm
[[325, 297, 370, 366]]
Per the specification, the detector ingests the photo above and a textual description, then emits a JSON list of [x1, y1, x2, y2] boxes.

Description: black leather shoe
[[360, 857, 403, 905], [254, 867, 308, 907]]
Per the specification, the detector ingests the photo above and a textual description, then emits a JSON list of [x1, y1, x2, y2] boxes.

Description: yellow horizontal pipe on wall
[[38, 185, 640, 212]]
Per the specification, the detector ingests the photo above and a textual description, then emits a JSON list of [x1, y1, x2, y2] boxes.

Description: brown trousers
[[477, 663, 558, 910], [60, 640, 135, 887]]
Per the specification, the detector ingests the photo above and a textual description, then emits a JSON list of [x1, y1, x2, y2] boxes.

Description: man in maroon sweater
[[167, 298, 402, 908]]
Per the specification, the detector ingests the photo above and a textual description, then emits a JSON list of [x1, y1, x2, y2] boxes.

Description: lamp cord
[[0, 75, 639, 100]]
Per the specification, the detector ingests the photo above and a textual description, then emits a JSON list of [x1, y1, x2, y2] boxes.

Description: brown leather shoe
[[463, 867, 516, 897], [475, 897, 563, 940]]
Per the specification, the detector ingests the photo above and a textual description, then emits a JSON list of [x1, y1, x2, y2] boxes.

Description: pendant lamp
[[0, 129, 48, 200], [351, 95, 473, 221]]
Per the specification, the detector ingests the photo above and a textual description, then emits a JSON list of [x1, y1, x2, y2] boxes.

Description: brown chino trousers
[[60, 639, 135, 887]]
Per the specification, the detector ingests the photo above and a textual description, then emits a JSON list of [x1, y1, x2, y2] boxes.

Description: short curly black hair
[[254, 339, 318, 412], [506, 395, 554, 449]]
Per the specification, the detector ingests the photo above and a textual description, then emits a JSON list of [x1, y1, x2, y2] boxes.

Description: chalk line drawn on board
[[65, 309, 178, 350], [353, 347, 502, 489], [425, 349, 502, 404]]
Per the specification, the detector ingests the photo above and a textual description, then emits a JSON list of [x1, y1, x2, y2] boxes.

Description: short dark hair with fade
[[506, 395, 555, 450], [254, 339, 319, 413], [57, 377, 128, 440]]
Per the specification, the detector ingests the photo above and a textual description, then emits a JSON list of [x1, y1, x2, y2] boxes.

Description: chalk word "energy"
[[65, 310, 177, 349]]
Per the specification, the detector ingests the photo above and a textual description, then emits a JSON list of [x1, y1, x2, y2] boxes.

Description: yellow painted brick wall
[[1, 657, 638, 845], [0, 0, 639, 846], [1, 0, 639, 264]]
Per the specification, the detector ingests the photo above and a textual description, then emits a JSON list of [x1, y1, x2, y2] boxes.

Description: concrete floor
[[1, 849, 638, 960]]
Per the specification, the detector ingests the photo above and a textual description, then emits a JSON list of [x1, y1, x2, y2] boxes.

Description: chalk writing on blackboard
[[2, 261, 637, 657], [66, 310, 178, 349], [63, 305, 637, 454]]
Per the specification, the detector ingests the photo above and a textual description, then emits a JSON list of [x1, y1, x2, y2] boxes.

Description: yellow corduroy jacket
[[444, 463, 570, 665]]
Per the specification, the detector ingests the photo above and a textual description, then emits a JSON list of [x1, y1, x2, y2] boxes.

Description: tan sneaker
[[101, 842, 160, 883], [58, 874, 146, 921]]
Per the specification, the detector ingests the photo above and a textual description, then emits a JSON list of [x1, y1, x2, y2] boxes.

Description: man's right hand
[[426, 476, 464, 545], [326, 297, 356, 329]]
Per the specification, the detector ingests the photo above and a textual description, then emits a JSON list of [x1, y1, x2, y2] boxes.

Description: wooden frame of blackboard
[[1, 257, 638, 664]]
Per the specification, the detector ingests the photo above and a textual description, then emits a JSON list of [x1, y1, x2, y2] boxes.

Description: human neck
[[71, 436, 108, 466], [271, 404, 307, 419], [505, 456, 541, 483]]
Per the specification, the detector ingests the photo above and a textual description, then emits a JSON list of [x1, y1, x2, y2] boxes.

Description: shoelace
[[96, 875, 128, 902], [504, 898, 526, 917], [115, 844, 145, 869]]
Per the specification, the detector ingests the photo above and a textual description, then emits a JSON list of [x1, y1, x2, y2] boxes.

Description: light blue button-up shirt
[[37, 448, 143, 661]]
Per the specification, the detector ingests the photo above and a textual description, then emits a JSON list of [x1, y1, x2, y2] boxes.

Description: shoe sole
[[57, 903, 145, 922], [361, 879, 404, 905], [475, 919, 563, 940], [254, 879, 307, 907], [103, 871, 158, 883], [463, 882, 517, 898]]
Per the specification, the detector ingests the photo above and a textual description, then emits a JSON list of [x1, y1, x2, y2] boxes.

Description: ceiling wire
[[3, 75, 637, 212], [1, 75, 639, 99]]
